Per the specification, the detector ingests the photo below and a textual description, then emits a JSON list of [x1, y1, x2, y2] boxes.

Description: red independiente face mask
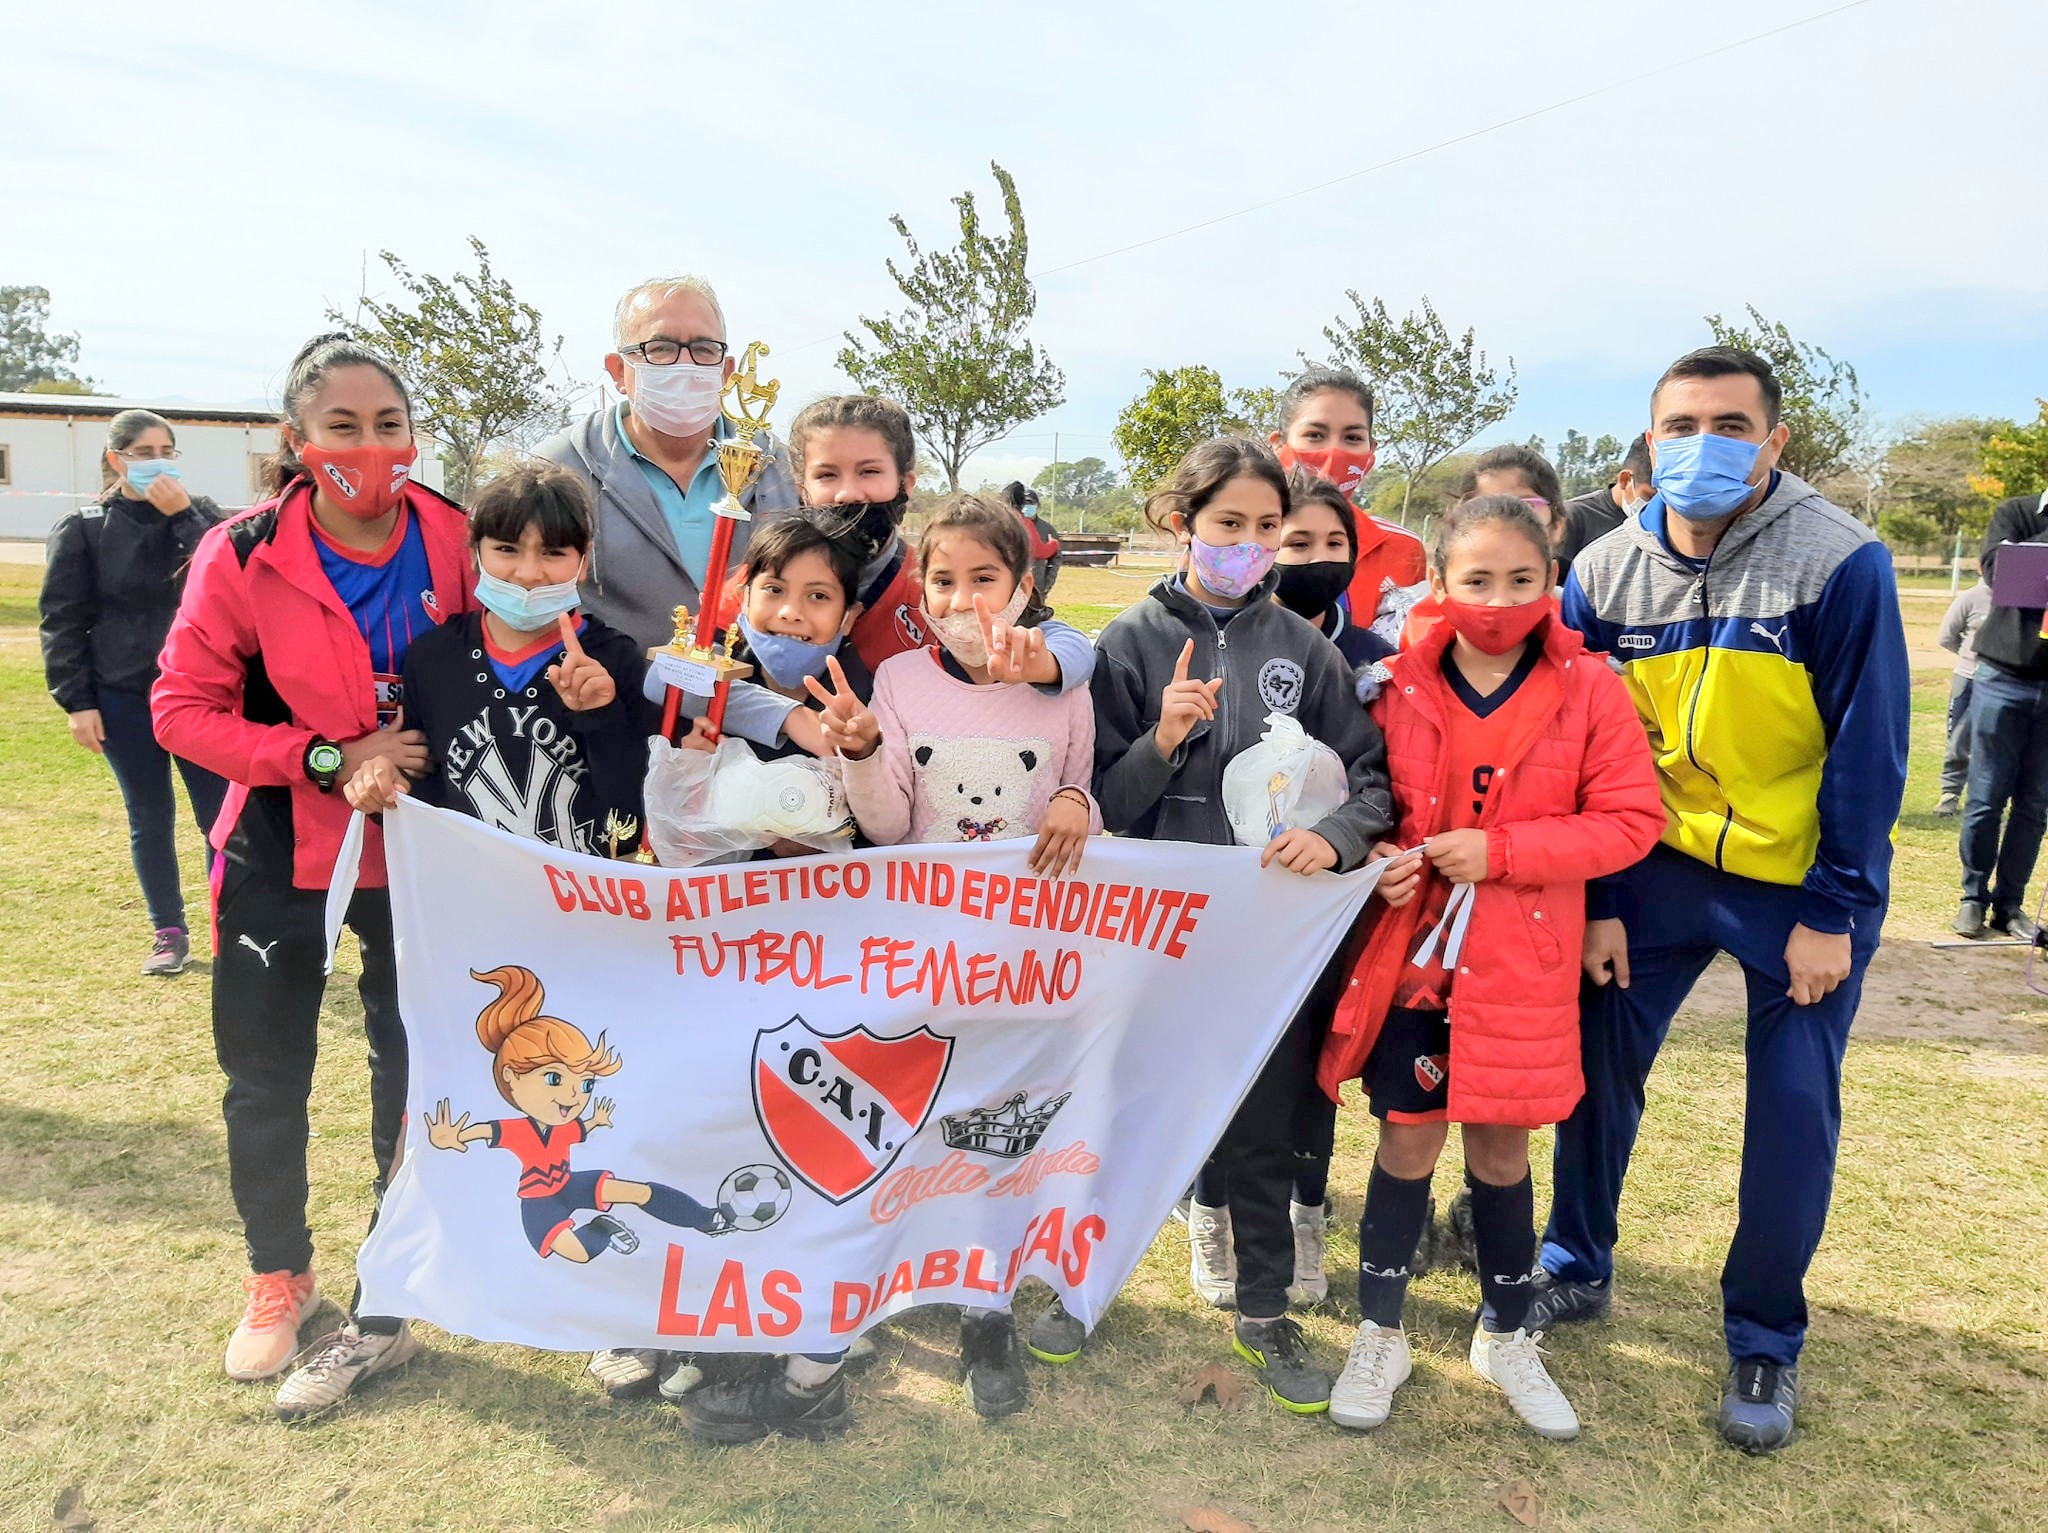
[[1276, 443, 1376, 496], [300, 442, 417, 521], [1439, 596, 1550, 655]]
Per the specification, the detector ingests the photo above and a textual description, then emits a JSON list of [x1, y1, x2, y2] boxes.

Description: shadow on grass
[[10, 1104, 227, 1223]]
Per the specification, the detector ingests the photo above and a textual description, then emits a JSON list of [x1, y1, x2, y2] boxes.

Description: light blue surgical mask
[[739, 614, 843, 688], [1651, 433, 1765, 523], [124, 459, 182, 494], [474, 566, 582, 631]]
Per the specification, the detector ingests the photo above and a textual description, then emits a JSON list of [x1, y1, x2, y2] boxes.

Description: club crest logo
[[317, 461, 364, 501], [1413, 1054, 1447, 1092], [940, 1091, 1071, 1159], [892, 601, 928, 652], [752, 1015, 953, 1204], [1258, 657, 1305, 714]]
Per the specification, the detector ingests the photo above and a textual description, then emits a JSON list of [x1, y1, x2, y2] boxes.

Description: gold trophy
[[649, 342, 781, 742]]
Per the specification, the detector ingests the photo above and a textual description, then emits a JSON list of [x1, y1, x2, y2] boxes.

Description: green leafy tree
[[1363, 453, 1476, 535], [1973, 400, 2048, 502], [1309, 292, 1516, 523], [1229, 385, 1281, 440], [1031, 456, 1117, 505], [331, 237, 568, 502], [0, 285, 95, 392], [1875, 417, 2004, 540], [1703, 304, 1864, 485], [1876, 508, 1940, 554], [839, 162, 1065, 492], [1113, 366, 1236, 493], [1527, 429, 1625, 496]]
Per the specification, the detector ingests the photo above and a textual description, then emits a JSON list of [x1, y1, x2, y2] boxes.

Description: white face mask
[[628, 358, 722, 436]]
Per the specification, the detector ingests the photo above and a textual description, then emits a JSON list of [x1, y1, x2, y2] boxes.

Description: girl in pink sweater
[[833, 491, 1100, 1419]]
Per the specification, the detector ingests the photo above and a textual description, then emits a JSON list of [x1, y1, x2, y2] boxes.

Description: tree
[[1703, 304, 1864, 485], [1032, 456, 1117, 504], [1876, 509, 1940, 554], [1363, 453, 1475, 535], [1973, 400, 2048, 502], [839, 162, 1065, 492], [1113, 366, 1237, 493], [0, 285, 95, 392], [1526, 429, 1625, 497], [1875, 417, 2004, 540], [1309, 292, 1516, 523], [331, 237, 568, 503], [1229, 385, 1281, 440]]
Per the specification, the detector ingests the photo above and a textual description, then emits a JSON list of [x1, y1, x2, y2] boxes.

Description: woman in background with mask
[[1273, 469, 1395, 670], [154, 333, 475, 1418], [40, 409, 228, 975]]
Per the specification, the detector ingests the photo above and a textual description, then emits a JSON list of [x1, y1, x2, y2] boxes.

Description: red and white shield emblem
[[752, 1015, 953, 1204]]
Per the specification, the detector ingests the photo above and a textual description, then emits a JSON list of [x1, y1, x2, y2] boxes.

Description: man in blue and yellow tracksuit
[[1530, 347, 1910, 1454]]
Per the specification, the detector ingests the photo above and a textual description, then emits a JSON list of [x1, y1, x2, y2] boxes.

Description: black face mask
[[1275, 559, 1353, 620], [811, 495, 909, 568]]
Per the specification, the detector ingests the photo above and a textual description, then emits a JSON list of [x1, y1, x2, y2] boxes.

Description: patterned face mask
[[1186, 534, 1277, 601], [922, 583, 1029, 669]]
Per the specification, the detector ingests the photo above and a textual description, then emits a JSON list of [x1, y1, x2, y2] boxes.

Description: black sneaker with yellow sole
[[1232, 1315, 1330, 1414]]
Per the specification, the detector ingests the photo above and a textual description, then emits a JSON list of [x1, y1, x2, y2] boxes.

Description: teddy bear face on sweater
[[910, 733, 1053, 842]]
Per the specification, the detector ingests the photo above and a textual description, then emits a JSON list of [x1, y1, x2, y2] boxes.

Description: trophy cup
[[650, 342, 779, 743]]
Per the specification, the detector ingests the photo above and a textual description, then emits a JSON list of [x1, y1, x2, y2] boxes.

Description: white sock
[[784, 1355, 843, 1389]]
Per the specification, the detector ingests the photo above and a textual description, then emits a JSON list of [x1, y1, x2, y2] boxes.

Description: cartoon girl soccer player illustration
[[424, 965, 726, 1262]]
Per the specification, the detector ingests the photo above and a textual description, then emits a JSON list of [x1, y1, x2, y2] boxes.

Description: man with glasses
[[536, 275, 797, 651]]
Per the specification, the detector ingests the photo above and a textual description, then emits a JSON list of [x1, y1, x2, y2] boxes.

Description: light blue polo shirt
[[612, 403, 725, 582]]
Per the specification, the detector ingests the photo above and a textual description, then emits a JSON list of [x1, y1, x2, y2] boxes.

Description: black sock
[[1356, 1161, 1434, 1328], [1193, 1159, 1227, 1208], [1469, 1169, 1537, 1333], [1292, 1153, 1328, 1210], [642, 1183, 716, 1230]]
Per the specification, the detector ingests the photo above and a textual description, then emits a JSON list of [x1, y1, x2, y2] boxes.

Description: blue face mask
[[739, 614, 842, 688], [1651, 432, 1765, 523], [474, 566, 583, 630], [123, 459, 181, 493]]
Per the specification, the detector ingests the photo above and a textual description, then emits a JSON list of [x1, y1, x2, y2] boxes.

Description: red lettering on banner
[[918, 1248, 961, 1288], [869, 1150, 991, 1224], [963, 1247, 1003, 1293], [759, 1270, 802, 1337], [961, 868, 986, 918], [540, 865, 651, 922], [830, 1281, 870, 1333], [985, 1141, 1102, 1199], [545, 865, 577, 912], [700, 1260, 753, 1337], [655, 1244, 698, 1336], [882, 1260, 916, 1303], [1165, 894, 1209, 958], [1063, 1214, 1106, 1285]]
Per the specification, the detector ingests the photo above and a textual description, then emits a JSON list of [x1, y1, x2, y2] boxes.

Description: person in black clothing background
[[1955, 488, 2048, 939], [1001, 479, 1063, 597], [39, 408, 227, 975], [1556, 433, 1654, 577]]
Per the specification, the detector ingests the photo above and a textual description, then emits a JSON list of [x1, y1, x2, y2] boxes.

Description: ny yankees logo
[[461, 736, 592, 853], [239, 934, 279, 968]]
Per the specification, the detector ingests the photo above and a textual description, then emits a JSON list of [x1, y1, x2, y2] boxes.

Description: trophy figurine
[[650, 341, 779, 743]]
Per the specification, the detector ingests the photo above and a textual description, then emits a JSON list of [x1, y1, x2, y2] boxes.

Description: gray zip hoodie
[[534, 405, 799, 652], [1090, 572, 1393, 869]]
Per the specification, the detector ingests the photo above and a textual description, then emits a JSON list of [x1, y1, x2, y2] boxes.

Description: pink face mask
[[1187, 534, 1278, 600]]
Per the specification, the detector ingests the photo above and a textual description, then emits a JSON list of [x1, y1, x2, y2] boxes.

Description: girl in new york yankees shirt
[[344, 462, 658, 856], [153, 333, 477, 1419]]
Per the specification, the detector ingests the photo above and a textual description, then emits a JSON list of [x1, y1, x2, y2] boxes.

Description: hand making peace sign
[[547, 613, 616, 712], [975, 591, 1051, 686], [802, 655, 880, 760]]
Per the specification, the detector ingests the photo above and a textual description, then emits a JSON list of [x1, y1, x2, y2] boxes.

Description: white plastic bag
[[1221, 712, 1349, 847], [643, 734, 855, 867]]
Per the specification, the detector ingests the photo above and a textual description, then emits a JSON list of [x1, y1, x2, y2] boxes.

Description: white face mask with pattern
[[923, 584, 1029, 669]]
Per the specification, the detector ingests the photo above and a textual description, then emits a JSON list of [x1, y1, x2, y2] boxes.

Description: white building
[[0, 392, 444, 540]]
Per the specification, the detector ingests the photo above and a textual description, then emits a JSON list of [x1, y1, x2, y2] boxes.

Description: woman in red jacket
[[1317, 495, 1662, 1442], [153, 333, 476, 1418]]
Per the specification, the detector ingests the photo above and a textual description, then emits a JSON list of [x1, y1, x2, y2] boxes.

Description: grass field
[[4, 560, 2046, 1533]]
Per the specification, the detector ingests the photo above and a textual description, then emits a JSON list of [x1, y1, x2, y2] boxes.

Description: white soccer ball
[[715, 1163, 793, 1232]]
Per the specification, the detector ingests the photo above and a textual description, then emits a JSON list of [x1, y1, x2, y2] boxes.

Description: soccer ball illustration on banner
[[716, 1164, 794, 1232]]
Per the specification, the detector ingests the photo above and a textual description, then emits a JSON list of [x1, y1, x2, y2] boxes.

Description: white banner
[[357, 800, 1380, 1354]]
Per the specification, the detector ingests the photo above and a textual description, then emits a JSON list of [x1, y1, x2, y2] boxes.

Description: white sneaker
[[588, 1347, 664, 1399], [1286, 1200, 1329, 1307], [1187, 1200, 1236, 1308], [274, 1321, 420, 1421], [1469, 1326, 1579, 1440], [1329, 1323, 1412, 1430]]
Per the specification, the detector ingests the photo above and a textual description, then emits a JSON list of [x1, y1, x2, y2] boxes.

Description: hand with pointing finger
[[547, 613, 615, 712], [803, 655, 880, 760], [1154, 638, 1223, 759]]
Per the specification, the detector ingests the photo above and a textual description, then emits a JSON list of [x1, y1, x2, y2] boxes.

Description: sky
[[9, 0, 2045, 490]]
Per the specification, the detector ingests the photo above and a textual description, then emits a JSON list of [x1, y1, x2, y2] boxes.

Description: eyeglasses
[[619, 337, 727, 367], [118, 448, 183, 461]]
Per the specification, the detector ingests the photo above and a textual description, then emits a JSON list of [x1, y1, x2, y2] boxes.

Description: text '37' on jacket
[[152, 481, 478, 891], [1089, 570, 1393, 870], [1560, 471, 1910, 939], [1318, 617, 1665, 1125]]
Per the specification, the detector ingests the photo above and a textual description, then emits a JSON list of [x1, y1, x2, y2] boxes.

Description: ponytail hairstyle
[[471, 965, 621, 1106], [1143, 436, 1291, 538], [99, 408, 176, 501], [786, 393, 917, 486], [1429, 493, 1555, 581], [261, 332, 414, 496], [917, 491, 1053, 627]]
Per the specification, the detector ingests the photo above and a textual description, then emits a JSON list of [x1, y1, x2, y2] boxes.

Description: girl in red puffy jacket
[[1317, 495, 1662, 1443]]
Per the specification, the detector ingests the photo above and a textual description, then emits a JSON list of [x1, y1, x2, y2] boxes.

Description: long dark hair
[[917, 492, 1053, 627], [1143, 437, 1291, 536], [261, 332, 413, 496]]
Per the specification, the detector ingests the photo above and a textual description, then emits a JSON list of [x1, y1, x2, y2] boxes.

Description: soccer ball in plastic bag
[[715, 1163, 793, 1232], [1220, 712, 1349, 847]]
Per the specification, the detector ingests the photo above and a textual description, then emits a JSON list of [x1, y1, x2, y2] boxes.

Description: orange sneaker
[[225, 1269, 319, 1381]]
